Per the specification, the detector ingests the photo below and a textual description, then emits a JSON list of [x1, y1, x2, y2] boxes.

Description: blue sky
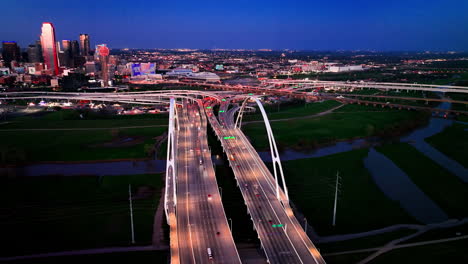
[[3, 0, 468, 50]]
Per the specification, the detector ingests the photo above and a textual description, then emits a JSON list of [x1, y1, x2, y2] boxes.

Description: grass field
[[318, 228, 416, 253], [368, 238, 468, 264], [0, 174, 163, 257], [404, 223, 468, 243], [425, 123, 468, 168], [3, 250, 168, 264], [243, 100, 341, 121], [243, 104, 429, 150], [0, 126, 167, 163], [1, 109, 169, 129], [281, 149, 417, 236], [376, 143, 468, 218], [323, 252, 372, 264]]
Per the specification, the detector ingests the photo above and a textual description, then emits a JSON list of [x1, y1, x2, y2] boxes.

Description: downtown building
[[27, 40, 43, 63], [79, 34, 90, 56], [40, 22, 59, 75], [2, 41, 21, 68]]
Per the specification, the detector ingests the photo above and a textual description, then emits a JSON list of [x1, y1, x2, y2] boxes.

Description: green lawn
[[282, 149, 417, 236], [376, 143, 468, 218], [1, 109, 169, 129], [3, 250, 168, 264], [318, 229, 416, 253], [243, 104, 429, 150], [368, 238, 468, 264], [0, 126, 167, 163], [243, 100, 341, 121], [405, 223, 468, 243], [324, 252, 372, 264], [0, 174, 163, 257], [425, 123, 468, 168], [447, 92, 468, 111], [0, 108, 169, 163], [339, 88, 381, 95]]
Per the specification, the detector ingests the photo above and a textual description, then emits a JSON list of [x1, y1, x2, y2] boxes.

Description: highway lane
[[205, 98, 325, 264], [175, 100, 241, 264]]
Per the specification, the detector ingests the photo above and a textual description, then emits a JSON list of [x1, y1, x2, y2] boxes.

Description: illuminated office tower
[[61, 40, 73, 67], [79, 34, 90, 56], [40, 22, 59, 75]]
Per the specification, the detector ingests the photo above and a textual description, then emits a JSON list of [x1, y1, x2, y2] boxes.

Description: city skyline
[[2, 0, 468, 51]]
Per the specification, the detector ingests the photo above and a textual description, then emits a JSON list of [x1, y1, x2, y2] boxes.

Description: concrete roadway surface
[[204, 99, 325, 264], [174, 100, 241, 264]]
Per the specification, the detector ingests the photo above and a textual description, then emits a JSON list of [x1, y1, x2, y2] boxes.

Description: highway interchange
[[2, 80, 468, 263]]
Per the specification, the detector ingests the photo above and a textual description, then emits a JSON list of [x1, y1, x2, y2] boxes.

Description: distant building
[[2, 41, 21, 68], [166, 68, 193, 77], [185, 72, 220, 82], [84, 61, 98, 73], [27, 40, 43, 63], [61, 40, 73, 67], [70, 40, 80, 57], [131, 62, 156, 77], [40, 22, 59, 75], [328, 65, 364, 73], [0, 68, 10, 75], [79, 34, 90, 56], [95, 44, 110, 86]]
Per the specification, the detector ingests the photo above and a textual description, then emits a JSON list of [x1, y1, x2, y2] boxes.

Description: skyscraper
[[62, 40, 73, 67], [27, 40, 43, 63], [79, 34, 90, 56], [2, 41, 21, 68], [70, 40, 79, 58], [40, 22, 59, 75]]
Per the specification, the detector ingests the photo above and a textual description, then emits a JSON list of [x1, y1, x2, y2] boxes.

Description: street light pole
[[129, 184, 135, 244], [304, 217, 308, 234], [332, 171, 340, 227], [228, 218, 233, 233]]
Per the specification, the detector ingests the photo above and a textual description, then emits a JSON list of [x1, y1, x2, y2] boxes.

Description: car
[[207, 248, 213, 260], [216, 231, 220, 236], [207, 194, 212, 200]]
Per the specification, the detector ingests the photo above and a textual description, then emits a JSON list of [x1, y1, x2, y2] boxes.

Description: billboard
[[131, 63, 156, 76]]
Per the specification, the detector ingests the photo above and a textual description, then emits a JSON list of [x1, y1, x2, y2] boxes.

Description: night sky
[[3, 0, 468, 51]]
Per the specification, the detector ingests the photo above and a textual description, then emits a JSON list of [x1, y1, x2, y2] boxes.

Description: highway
[[205, 98, 325, 264], [174, 100, 241, 264]]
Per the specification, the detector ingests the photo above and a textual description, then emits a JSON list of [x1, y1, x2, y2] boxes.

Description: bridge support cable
[[252, 98, 290, 203], [164, 97, 177, 224], [234, 97, 249, 129]]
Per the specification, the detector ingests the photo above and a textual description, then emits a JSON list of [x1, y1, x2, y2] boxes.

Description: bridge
[[0, 90, 325, 263], [261, 79, 468, 94]]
